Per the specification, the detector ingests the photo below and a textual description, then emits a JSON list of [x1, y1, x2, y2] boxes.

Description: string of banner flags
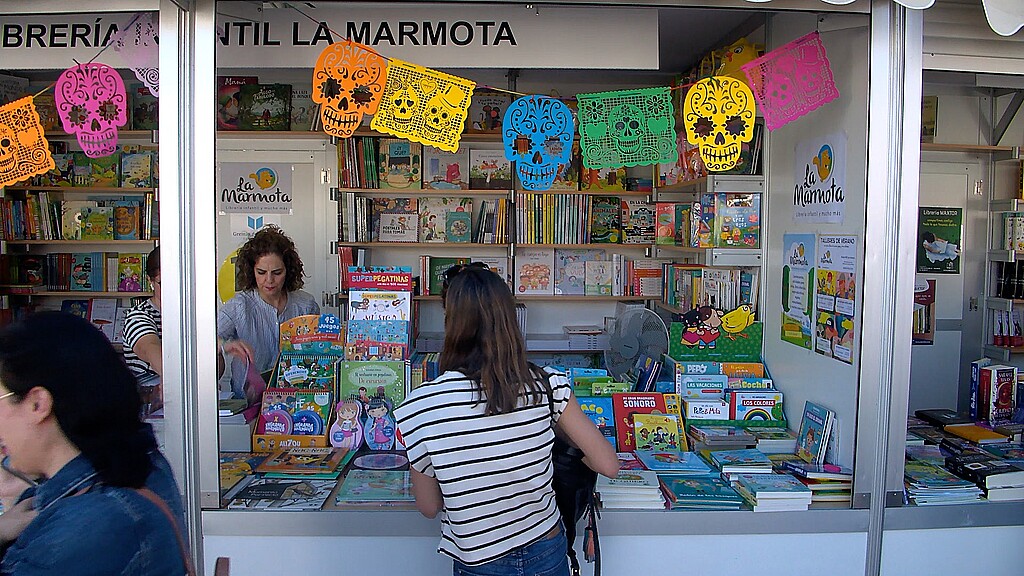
[[0, 7, 837, 191]]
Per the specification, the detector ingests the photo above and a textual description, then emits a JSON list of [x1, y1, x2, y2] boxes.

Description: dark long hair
[[235, 224, 305, 292], [439, 266, 545, 414], [0, 312, 155, 487]]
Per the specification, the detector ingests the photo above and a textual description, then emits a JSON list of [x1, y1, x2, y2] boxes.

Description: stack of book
[[227, 477, 338, 511], [687, 425, 756, 452], [255, 447, 351, 480], [659, 475, 745, 510], [748, 427, 799, 454], [596, 470, 666, 509], [329, 470, 416, 509], [945, 451, 1024, 502], [903, 461, 984, 506], [781, 461, 853, 504], [634, 449, 715, 476], [731, 473, 813, 511]]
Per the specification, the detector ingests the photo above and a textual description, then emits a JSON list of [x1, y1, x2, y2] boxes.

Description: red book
[[612, 392, 668, 452]]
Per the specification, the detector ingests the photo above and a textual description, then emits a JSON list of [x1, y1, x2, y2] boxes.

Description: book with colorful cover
[[659, 475, 744, 508], [465, 90, 510, 132], [589, 196, 621, 243], [338, 361, 407, 410], [729, 391, 785, 422], [130, 84, 159, 130], [275, 355, 339, 389], [120, 153, 153, 188], [423, 257, 469, 295], [334, 470, 413, 502], [583, 260, 613, 296], [238, 83, 291, 131], [346, 290, 412, 321], [732, 473, 812, 499], [943, 423, 1009, 445], [228, 478, 336, 510], [616, 452, 645, 470], [611, 392, 669, 452], [468, 149, 512, 190], [445, 210, 472, 243], [553, 249, 605, 296], [112, 201, 140, 240], [621, 200, 655, 244], [780, 461, 853, 480], [116, 253, 145, 292], [256, 447, 347, 476], [595, 469, 661, 493], [418, 197, 473, 242], [582, 166, 626, 191], [289, 84, 315, 131], [346, 266, 415, 291], [549, 140, 581, 191], [634, 449, 714, 475], [41, 153, 75, 186], [378, 139, 423, 190], [345, 320, 410, 361], [576, 396, 616, 449], [514, 248, 555, 296], [60, 299, 90, 319], [216, 76, 258, 130], [795, 401, 834, 464], [219, 452, 269, 500], [80, 206, 113, 240], [372, 197, 419, 242], [70, 252, 104, 292], [423, 148, 470, 190]]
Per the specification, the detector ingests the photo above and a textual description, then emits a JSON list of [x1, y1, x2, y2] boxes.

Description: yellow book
[[943, 423, 1009, 445]]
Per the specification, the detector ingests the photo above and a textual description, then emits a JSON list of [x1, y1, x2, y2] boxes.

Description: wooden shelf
[[3, 239, 155, 246], [4, 186, 156, 193]]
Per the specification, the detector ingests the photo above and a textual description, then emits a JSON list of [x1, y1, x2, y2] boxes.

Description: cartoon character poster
[[916, 207, 962, 274], [815, 235, 858, 364], [792, 133, 846, 224], [781, 233, 815, 351]]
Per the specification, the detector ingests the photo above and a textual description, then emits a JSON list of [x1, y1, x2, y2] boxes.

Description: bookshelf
[[982, 170, 1024, 361]]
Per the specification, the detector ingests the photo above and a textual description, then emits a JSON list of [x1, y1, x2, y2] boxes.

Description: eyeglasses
[[0, 391, 15, 402]]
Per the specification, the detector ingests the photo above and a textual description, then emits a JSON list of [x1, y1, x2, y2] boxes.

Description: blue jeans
[[453, 524, 569, 576]]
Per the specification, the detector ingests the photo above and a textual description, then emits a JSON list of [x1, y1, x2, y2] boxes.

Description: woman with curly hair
[[218, 225, 320, 398]]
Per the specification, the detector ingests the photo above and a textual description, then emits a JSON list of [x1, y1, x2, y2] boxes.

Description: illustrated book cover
[[423, 147, 470, 190], [378, 139, 423, 190], [611, 392, 669, 452], [227, 478, 336, 510], [469, 148, 512, 190], [795, 401, 835, 464], [514, 248, 555, 296], [238, 83, 292, 131], [418, 197, 473, 242]]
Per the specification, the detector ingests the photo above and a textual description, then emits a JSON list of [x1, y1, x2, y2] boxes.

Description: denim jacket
[[1, 439, 187, 575]]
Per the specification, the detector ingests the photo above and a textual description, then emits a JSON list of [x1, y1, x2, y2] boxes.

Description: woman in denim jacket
[[0, 312, 189, 575]]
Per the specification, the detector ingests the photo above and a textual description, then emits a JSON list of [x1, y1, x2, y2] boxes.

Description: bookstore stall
[[1, 1, 1022, 575]]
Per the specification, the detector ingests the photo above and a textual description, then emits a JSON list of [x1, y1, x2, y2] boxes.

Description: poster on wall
[[781, 233, 816, 350], [912, 278, 936, 346], [815, 235, 858, 364], [218, 162, 293, 214], [916, 207, 962, 274], [793, 132, 846, 224]]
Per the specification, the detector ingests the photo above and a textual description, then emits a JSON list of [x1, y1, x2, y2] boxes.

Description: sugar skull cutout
[[502, 96, 574, 190], [684, 76, 756, 172], [56, 64, 128, 158], [114, 12, 159, 96], [312, 41, 388, 138], [577, 87, 676, 169], [0, 96, 55, 188], [371, 58, 475, 153]]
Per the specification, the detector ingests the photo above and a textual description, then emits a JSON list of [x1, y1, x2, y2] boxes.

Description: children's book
[[729, 391, 785, 422], [576, 396, 617, 449], [583, 260, 613, 296], [378, 139, 423, 190], [474, 256, 510, 286], [514, 248, 555, 296], [41, 153, 75, 186], [582, 166, 626, 191], [616, 452, 645, 470], [732, 473, 812, 499], [372, 197, 419, 242], [621, 200, 656, 244], [256, 447, 347, 476], [418, 197, 473, 242], [595, 470, 661, 493], [634, 449, 714, 475], [80, 207, 113, 241], [60, 200, 97, 240], [338, 361, 407, 410], [120, 153, 153, 188], [87, 298, 118, 341], [549, 141, 581, 191], [589, 196, 621, 243], [465, 90, 510, 132], [346, 266, 415, 291], [445, 211, 473, 243], [70, 252, 104, 291], [423, 256, 470, 295], [633, 412, 682, 452], [289, 84, 315, 131], [347, 290, 412, 321], [553, 249, 605, 296], [217, 76, 258, 130], [228, 478, 336, 510], [469, 149, 512, 190], [88, 153, 120, 187], [795, 401, 835, 464], [219, 452, 269, 501], [116, 253, 145, 292], [275, 355, 339, 389], [130, 84, 159, 130], [60, 299, 90, 319], [714, 193, 761, 248], [611, 392, 669, 452], [112, 201, 141, 240], [660, 475, 744, 509], [70, 151, 92, 186], [238, 83, 291, 131], [423, 147, 470, 190], [334, 470, 413, 503], [345, 320, 410, 361]]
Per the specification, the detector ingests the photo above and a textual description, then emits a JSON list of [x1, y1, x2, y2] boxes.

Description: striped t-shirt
[[122, 299, 161, 377], [394, 369, 571, 566]]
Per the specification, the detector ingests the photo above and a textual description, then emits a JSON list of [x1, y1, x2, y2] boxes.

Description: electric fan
[[603, 307, 670, 381]]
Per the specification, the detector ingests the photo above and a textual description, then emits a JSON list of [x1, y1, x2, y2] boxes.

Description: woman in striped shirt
[[394, 264, 618, 576], [217, 225, 320, 398]]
